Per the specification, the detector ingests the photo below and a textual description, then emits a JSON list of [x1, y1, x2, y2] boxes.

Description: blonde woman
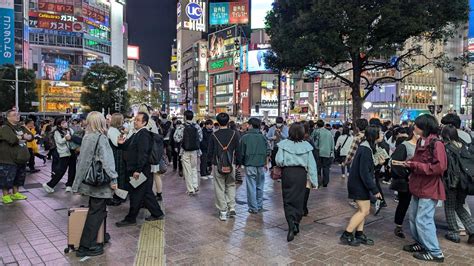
[[72, 111, 118, 258], [137, 104, 164, 201]]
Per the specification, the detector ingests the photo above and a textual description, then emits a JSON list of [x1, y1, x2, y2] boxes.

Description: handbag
[[271, 166, 282, 180], [158, 157, 168, 174], [82, 135, 111, 187]]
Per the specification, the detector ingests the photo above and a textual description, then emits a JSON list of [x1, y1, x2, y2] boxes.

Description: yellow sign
[[37, 80, 85, 112]]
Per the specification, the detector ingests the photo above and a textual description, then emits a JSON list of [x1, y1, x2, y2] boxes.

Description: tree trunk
[[351, 58, 363, 121], [352, 91, 363, 121]]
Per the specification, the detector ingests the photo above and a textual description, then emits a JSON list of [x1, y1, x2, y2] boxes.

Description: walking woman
[[340, 126, 383, 246], [107, 113, 127, 206], [335, 126, 353, 178], [43, 118, 76, 193], [390, 127, 418, 238], [276, 123, 318, 242], [441, 125, 474, 245], [302, 122, 318, 216], [73, 111, 118, 257], [399, 114, 447, 262]]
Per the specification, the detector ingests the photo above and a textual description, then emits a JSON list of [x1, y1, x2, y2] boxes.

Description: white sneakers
[[219, 211, 227, 221], [42, 183, 54, 194], [65, 186, 72, 193], [200, 176, 209, 180], [207, 175, 214, 179]]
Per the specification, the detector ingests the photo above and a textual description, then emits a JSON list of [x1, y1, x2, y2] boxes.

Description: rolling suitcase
[[64, 207, 109, 254]]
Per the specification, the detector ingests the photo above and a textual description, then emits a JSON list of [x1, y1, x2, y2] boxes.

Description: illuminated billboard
[[128, 45, 140, 60], [251, 0, 273, 29], [177, 0, 207, 32], [38, 0, 74, 15], [210, 0, 249, 26], [247, 50, 271, 72], [209, 26, 238, 59]]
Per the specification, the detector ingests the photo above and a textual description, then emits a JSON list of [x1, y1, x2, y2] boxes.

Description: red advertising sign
[[229, 0, 249, 24], [38, 0, 74, 15], [82, 3, 107, 23], [29, 12, 83, 32]]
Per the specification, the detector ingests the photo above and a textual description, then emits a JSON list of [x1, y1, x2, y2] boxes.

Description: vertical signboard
[[314, 78, 320, 115], [229, 0, 249, 24], [180, 0, 207, 32], [0, 0, 14, 65]]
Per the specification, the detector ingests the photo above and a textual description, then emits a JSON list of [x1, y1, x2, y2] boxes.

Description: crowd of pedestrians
[[1, 107, 474, 261]]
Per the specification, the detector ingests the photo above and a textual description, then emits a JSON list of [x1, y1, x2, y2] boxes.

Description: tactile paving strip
[[134, 221, 165, 266]]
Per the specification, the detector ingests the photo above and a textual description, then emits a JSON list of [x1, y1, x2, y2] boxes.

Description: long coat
[[72, 132, 118, 199]]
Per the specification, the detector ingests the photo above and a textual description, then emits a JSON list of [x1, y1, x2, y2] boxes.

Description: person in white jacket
[[335, 126, 353, 178]]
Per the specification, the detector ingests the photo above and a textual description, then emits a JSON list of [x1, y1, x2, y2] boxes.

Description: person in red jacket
[[396, 114, 447, 263]]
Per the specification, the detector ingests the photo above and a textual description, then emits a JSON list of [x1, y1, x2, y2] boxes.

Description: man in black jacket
[[200, 120, 214, 179], [116, 112, 164, 227], [207, 113, 240, 221]]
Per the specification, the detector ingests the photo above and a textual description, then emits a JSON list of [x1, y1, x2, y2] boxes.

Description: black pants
[[394, 191, 411, 225], [125, 168, 164, 222], [270, 147, 279, 168], [200, 151, 210, 176], [172, 149, 182, 171], [80, 197, 107, 248], [28, 148, 46, 170], [282, 166, 307, 224], [303, 188, 310, 212], [47, 152, 77, 188], [318, 157, 332, 187]]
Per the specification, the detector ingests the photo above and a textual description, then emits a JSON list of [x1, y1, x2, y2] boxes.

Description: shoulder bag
[[83, 135, 111, 187]]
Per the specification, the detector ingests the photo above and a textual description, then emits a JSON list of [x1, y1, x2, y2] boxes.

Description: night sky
[[126, 1, 176, 85]]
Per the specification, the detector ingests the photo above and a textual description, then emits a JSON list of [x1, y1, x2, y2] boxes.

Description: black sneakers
[[403, 243, 426, 253], [413, 251, 444, 263], [76, 245, 104, 257], [340, 232, 360, 246], [355, 232, 374, 245], [469, 234, 474, 245], [394, 227, 405, 239]]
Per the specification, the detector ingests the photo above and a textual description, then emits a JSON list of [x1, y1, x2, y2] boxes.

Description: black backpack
[[149, 132, 164, 165], [456, 139, 474, 195], [213, 131, 236, 174], [182, 124, 200, 151]]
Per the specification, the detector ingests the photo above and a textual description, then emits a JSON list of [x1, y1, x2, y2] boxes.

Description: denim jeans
[[245, 166, 265, 212], [409, 196, 443, 257]]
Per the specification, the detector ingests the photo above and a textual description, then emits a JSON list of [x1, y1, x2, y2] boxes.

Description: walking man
[[266, 117, 289, 169], [311, 120, 334, 187], [0, 110, 31, 204], [200, 120, 214, 180], [173, 110, 203, 195], [208, 113, 240, 220], [238, 118, 270, 213], [116, 112, 165, 227]]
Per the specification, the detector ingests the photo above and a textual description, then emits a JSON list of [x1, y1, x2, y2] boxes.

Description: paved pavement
[[0, 157, 473, 265]]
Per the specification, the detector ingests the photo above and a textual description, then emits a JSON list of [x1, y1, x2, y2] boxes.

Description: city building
[[26, 0, 127, 113]]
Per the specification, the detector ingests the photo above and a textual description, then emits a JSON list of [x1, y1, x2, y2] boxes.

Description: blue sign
[[210, 3, 229, 25], [0, 4, 15, 65], [186, 2, 203, 20], [470, 0, 474, 38]]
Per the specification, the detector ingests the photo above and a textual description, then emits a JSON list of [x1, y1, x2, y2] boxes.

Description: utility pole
[[15, 66, 20, 111]]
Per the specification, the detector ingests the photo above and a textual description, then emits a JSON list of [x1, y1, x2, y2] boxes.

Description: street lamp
[[448, 76, 473, 129], [15, 65, 20, 111]]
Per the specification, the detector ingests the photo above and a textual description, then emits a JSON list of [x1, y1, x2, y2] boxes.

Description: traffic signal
[[255, 104, 260, 113], [461, 107, 466, 115], [290, 101, 295, 110], [114, 103, 120, 110]]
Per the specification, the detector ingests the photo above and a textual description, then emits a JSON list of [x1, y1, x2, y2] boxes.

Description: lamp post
[[448, 76, 473, 129], [15, 65, 20, 111]]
